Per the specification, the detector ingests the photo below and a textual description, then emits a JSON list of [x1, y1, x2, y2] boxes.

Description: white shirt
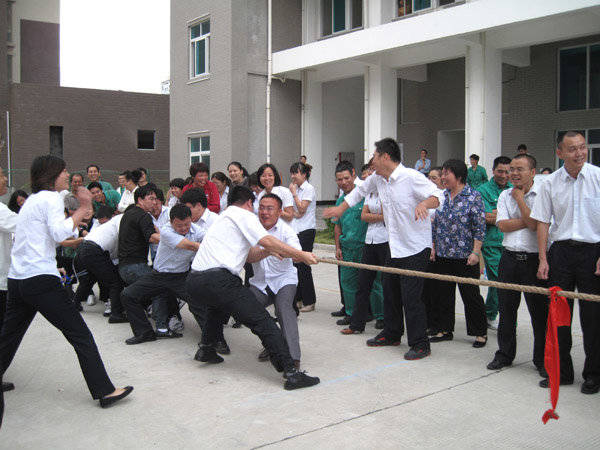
[[0, 203, 18, 289], [191, 206, 268, 275], [194, 208, 219, 235], [530, 163, 600, 244], [154, 222, 203, 273], [291, 181, 316, 233], [117, 186, 138, 213], [250, 219, 300, 294], [84, 214, 123, 261], [345, 165, 440, 258], [9, 191, 76, 279], [255, 186, 294, 215], [150, 205, 170, 253], [496, 183, 539, 253], [218, 186, 229, 213], [167, 196, 178, 208], [364, 191, 388, 245], [339, 177, 363, 197]]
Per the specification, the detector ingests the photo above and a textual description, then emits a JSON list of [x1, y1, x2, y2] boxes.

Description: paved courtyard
[[1, 249, 597, 449]]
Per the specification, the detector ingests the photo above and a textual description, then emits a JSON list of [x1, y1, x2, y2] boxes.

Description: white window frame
[[188, 133, 210, 166], [321, 0, 363, 38], [395, 0, 461, 20], [557, 42, 600, 112], [555, 128, 600, 168], [189, 17, 210, 80]]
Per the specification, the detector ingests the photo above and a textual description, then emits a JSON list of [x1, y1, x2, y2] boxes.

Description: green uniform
[[467, 165, 488, 189], [477, 178, 512, 321], [92, 188, 121, 213], [333, 194, 383, 317]]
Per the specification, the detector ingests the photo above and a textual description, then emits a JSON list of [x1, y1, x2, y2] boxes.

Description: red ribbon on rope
[[541, 286, 571, 424]]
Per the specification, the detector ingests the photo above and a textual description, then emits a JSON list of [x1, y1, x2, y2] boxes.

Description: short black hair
[[420, 148, 428, 155], [124, 169, 142, 184], [374, 137, 401, 162], [290, 162, 311, 180], [31, 155, 66, 193], [137, 167, 148, 175], [134, 184, 156, 203], [228, 185, 255, 207], [248, 172, 259, 187], [429, 166, 442, 175], [189, 162, 209, 177], [211, 171, 231, 186], [170, 203, 192, 221], [517, 144, 527, 151], [442, 159, 468, 184], [169, 178, 186, 189], [87, 181, 103, 191], [493, 156, 512, 170], [335, 160, 355, 175], [153, 185, 165, 203], [260, 193, 283, 209], [180, 187, 208, 208], [257, 163, 282, 188], [557, 130, 585, 146], [469, 154, 480, 161], [513, 153, 537, 169], [360, 163, 370, 173], [96, 205, 114, 220], [86, 164, 100, 172], [8, 190, 28, 213], [70, 172, 84, 183], [541, 167, 553, 174]]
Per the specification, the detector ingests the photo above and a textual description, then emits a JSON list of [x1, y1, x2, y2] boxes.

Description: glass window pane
[[322, 0, 332, 35], [398, 0, 412, 16], [590, 44, 600, 109], [352, 0, 362, 28], [333, 0, 345, 33], [191, 24, 200, 39], [190, 138, 200, 153], [201, 135, 210, 151], [559, 47, 587, 111], [414, 0, 431, 11], [588, 129, 600, 145], [191, 155, 200, 164], [201, 154, 210, 171], [197, 39, 206, 75], [591, 148, 600, 167], [439, 0, 455, 5], [202, 20, 210, 35]]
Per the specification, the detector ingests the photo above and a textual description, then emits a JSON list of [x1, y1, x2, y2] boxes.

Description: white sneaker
[[487, 318, 499, 331], [103, 301, 111, 317], [86, 295, 97, 306], [169, 316, 184, 333]]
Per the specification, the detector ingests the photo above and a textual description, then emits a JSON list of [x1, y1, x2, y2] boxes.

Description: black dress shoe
[[125, 333, 157, 345], [284, 370, 320, 390], [336, 316, 351, 326], [581, 379, 600, 395], [487, 359, 512, 370], [539, 377, 574, 388], [215, 340, 230, 355], [472, 336, 487, 348], [155, 330, 183, 339], [194, 346, 224, 363], [258, 348, 269, 361], [1, 381, 15, 392], [537, 366, 548, 378], [429, 332, 453, 343], [331, 307, 346, 317], [99, 386, 134, 408], [374, 319, 384, 329], [108, 315, 129, 324]]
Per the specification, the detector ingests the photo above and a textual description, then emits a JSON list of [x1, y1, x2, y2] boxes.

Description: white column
[[364, 64, 397, 163], [301, 70, 323, 199], [465, 33, 502, 171]]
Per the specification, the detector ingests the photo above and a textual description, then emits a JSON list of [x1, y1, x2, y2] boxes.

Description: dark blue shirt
[[433, 184, 486, 259]]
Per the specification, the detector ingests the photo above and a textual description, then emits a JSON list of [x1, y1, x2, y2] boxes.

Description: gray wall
[[20, 19, 59, 85]]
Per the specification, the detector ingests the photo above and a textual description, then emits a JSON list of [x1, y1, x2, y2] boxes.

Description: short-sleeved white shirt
[[496, 183, 539, 253], [364, 191, 388, 244], [255, 186, 294, 215], [291, 181, 316, 233], [84, 214, 123, 261], [250, 219, 300, 294], [191, 206, 268, 275], [150, 205, 170, 253], [154, 222, 203, 273], [194, 208, 218, 235]]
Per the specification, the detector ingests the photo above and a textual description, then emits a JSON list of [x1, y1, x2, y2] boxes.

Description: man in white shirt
[[324, 138, 440, 360], [531, 131, 600, 395], [248, 194, 302, 367], [121, 204, 206, 344], [486, 154, 548, 377], [186, 186, 320, 390]]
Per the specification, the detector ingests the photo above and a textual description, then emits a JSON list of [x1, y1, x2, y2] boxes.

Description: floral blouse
[[433, 184, 486, 259]]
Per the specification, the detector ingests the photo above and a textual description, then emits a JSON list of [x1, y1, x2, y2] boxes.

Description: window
[[190, 19, 210, 79], [189, 135, 210, 169], [559, 43, 600, 111], [397, 0, 431, 17], [7, 54, 12, 83], [49, 126, 63, 158], [322, 0, 362, 37], [556, 129, 600, 168], [138, 130, 156, 150]]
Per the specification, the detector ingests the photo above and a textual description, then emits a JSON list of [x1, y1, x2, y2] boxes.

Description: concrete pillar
[[301, 70, 323, 199], [465, 33, 502, 171], [364, 64, 397, 163]]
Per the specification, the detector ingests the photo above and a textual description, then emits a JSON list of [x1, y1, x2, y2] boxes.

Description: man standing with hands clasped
[[531, 131, 600, 395], [324, 138, 440, 360]]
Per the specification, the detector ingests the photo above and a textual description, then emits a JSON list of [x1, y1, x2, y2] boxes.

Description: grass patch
[[315, 228, 335, 246]]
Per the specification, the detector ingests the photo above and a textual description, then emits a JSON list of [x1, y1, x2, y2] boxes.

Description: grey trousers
[[249, 284, 301, 361]]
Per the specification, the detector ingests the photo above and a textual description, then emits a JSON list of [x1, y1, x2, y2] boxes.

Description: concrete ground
[[1, 248, 597, 449]]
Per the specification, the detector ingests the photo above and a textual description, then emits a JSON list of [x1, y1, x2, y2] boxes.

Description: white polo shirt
[[496, 182, 539, 253], [0, 203, 18, 290], [9, 191, 76, 279], [191, 206, 268, 275], [291, 181, 316, 233], [530, 163, 600, 243], [364, 191, 388, 245], [250, 219, 300, 294], [255, 186, 294, 215], [150, 205, 170, 253], [344, 165, 440, 258], [194, 207, 219, 235], [84, 214, 123, 261], [117, 186, 138, 213], [219, 186, 229, 213], [154, 222, 203, 273]]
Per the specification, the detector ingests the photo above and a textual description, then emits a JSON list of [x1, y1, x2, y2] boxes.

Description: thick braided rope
[[316, 256, 600, 303]]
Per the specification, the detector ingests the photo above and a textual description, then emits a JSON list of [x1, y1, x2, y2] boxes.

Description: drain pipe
[[6, 111, 11, 186], [266, 0, 272, 163]]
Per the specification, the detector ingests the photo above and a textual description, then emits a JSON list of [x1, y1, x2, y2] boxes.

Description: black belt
[[555, 240, 598, 247], [190, 267, 230, 275], [504, 249, 538, 261]]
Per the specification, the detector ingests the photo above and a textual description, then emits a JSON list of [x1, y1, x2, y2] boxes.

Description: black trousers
[[549, 241, 600, 383], [294, 228, 317, 306], [0, 275, 115, 399], [382, 248, 430, 348], [495, 250, 548, 369], [121, 270, 205, 337], [0, 290, 6, 332], [350, 242, 389, 331], [433, 257, 487, 336], [74, 241, 124, 316], [421, 261, 442, 331], [186, 269, 295, 372]]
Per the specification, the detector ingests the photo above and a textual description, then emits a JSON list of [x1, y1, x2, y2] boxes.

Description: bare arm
[[334, 223, 342, 260], [485, 210, 497, 225], [149, 232, 160, 244], [361, 203, 383, 223], [536, 221, 550, 279], [175, 238, 200, 251], [257, 235, 317, 265], [513, 192, 537, 231], [246, 246, 270, 263], [323, 201, 350, 220], [497, 218, 527, 233], [280, 206, 294, 222], [415, 196, 440, 221], [59, 237, 84, 248]]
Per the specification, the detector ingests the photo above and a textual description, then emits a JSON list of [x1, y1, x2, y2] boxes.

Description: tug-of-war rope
[[316, 256, 592, 423]]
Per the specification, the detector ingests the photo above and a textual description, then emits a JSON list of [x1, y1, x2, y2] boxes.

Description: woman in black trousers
[[0, 155, 132, 409]]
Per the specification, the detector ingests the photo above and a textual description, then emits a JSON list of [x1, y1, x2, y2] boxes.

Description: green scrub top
[[477, 178, 512, 248], [333, 193, 367, 250]]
